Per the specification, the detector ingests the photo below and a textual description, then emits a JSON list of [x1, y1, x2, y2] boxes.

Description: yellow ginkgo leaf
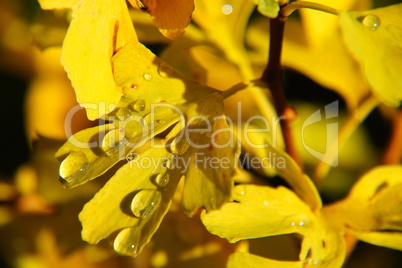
[[339, 4, 402, 106], [323, 166, 402, 251], [348, 165, 402, 200], [38, 0, 138, 120], [59, 41, 241, 256], [192, 0, 255, 77], [202, 184, 346, 265], [227, 252, 303, 268], [80, 143, 182, 256], [128, 0, 194, 39], [201, 184, 316, 243], [299, 0, 369, 48], [112, 38, 242, 218], [181, 109, 240, 214], [351, 231, 402, 251]]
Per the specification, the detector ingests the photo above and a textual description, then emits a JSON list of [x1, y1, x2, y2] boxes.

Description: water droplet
[[101, 128, 126, 155], [129, 84, 137, 89], [130, 99, 146, 112], [143, 73, 152, 81], [170, 137, 189, 155], [158, 62, 173, 78], [156, 119, 166, 124], [222, 4, 233, 15], [116, 107, 133, 120], [114, 227, 140, 256], [131, 189, 162, 219], [143, 113, 154, 124], [299, 221, 305, 226], [290, 222, 296, 227], [359, 14, 380, 30], [155, 173, 170, 187], [263, 200, 270, 206], [59, 152, 89, 182], [309, 259, 320, 265], [126, 152, 137, 161]]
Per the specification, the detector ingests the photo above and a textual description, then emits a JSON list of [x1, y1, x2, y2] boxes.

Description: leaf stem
[[281, 1, 339, 18], [222, 81, 254, 99], [261, 15, 302, 167]]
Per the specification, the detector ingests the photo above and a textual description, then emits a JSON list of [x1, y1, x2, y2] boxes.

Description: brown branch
[[261, 14, 303, 168]]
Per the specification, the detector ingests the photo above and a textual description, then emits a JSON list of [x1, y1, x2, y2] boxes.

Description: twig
[[261, 15, 302, 167], [281, 1, 339, 18]]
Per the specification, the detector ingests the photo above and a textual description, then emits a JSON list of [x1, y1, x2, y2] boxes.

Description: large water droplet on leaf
[[158, 62, 173, 78], [170, 137, 189, 155], [130, 99, 146, 112], [116, 107, 133, 121], [101, 128, 126, 155], [131, 189, 162, 219], [114, 227, 141, 256], [359, 14, 380, 30], [59, 151, 89, 183], [155, 173, 170, 187]]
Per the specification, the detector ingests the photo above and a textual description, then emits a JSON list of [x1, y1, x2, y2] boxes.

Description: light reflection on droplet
[[222, 4, 233, 15], [143, 73, 152, 81], [126, 152, 137, 161], [155, 173, 170, 187], [130, 99, 146, 112], [359, 14, 380, 30]]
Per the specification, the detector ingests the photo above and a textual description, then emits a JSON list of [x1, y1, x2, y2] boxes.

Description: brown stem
[[261, 15, 303, 168]]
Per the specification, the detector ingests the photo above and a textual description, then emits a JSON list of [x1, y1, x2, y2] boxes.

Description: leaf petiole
[[280, 1, 339, 18]]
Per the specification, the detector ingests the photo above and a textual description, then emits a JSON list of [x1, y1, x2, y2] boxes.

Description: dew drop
[[299, 221, 305, 226], [113, 227, 140, 256], [263, 200, 270, 206], [156, 119, 166, 124], [290, 222, 296, 227], [170, 137, 189, 155], [155, 173, 170, 187], [130, 99, 146, 112], [101, 128, 126, 155], [158, 62, 173, 78], [126, 152, 137, 161], [359, 14, 380, 30], [143, 73, 152, 81], [59, 151, 89, 182], [116, 107, 133, 120], [131, 189, 162, 219]]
